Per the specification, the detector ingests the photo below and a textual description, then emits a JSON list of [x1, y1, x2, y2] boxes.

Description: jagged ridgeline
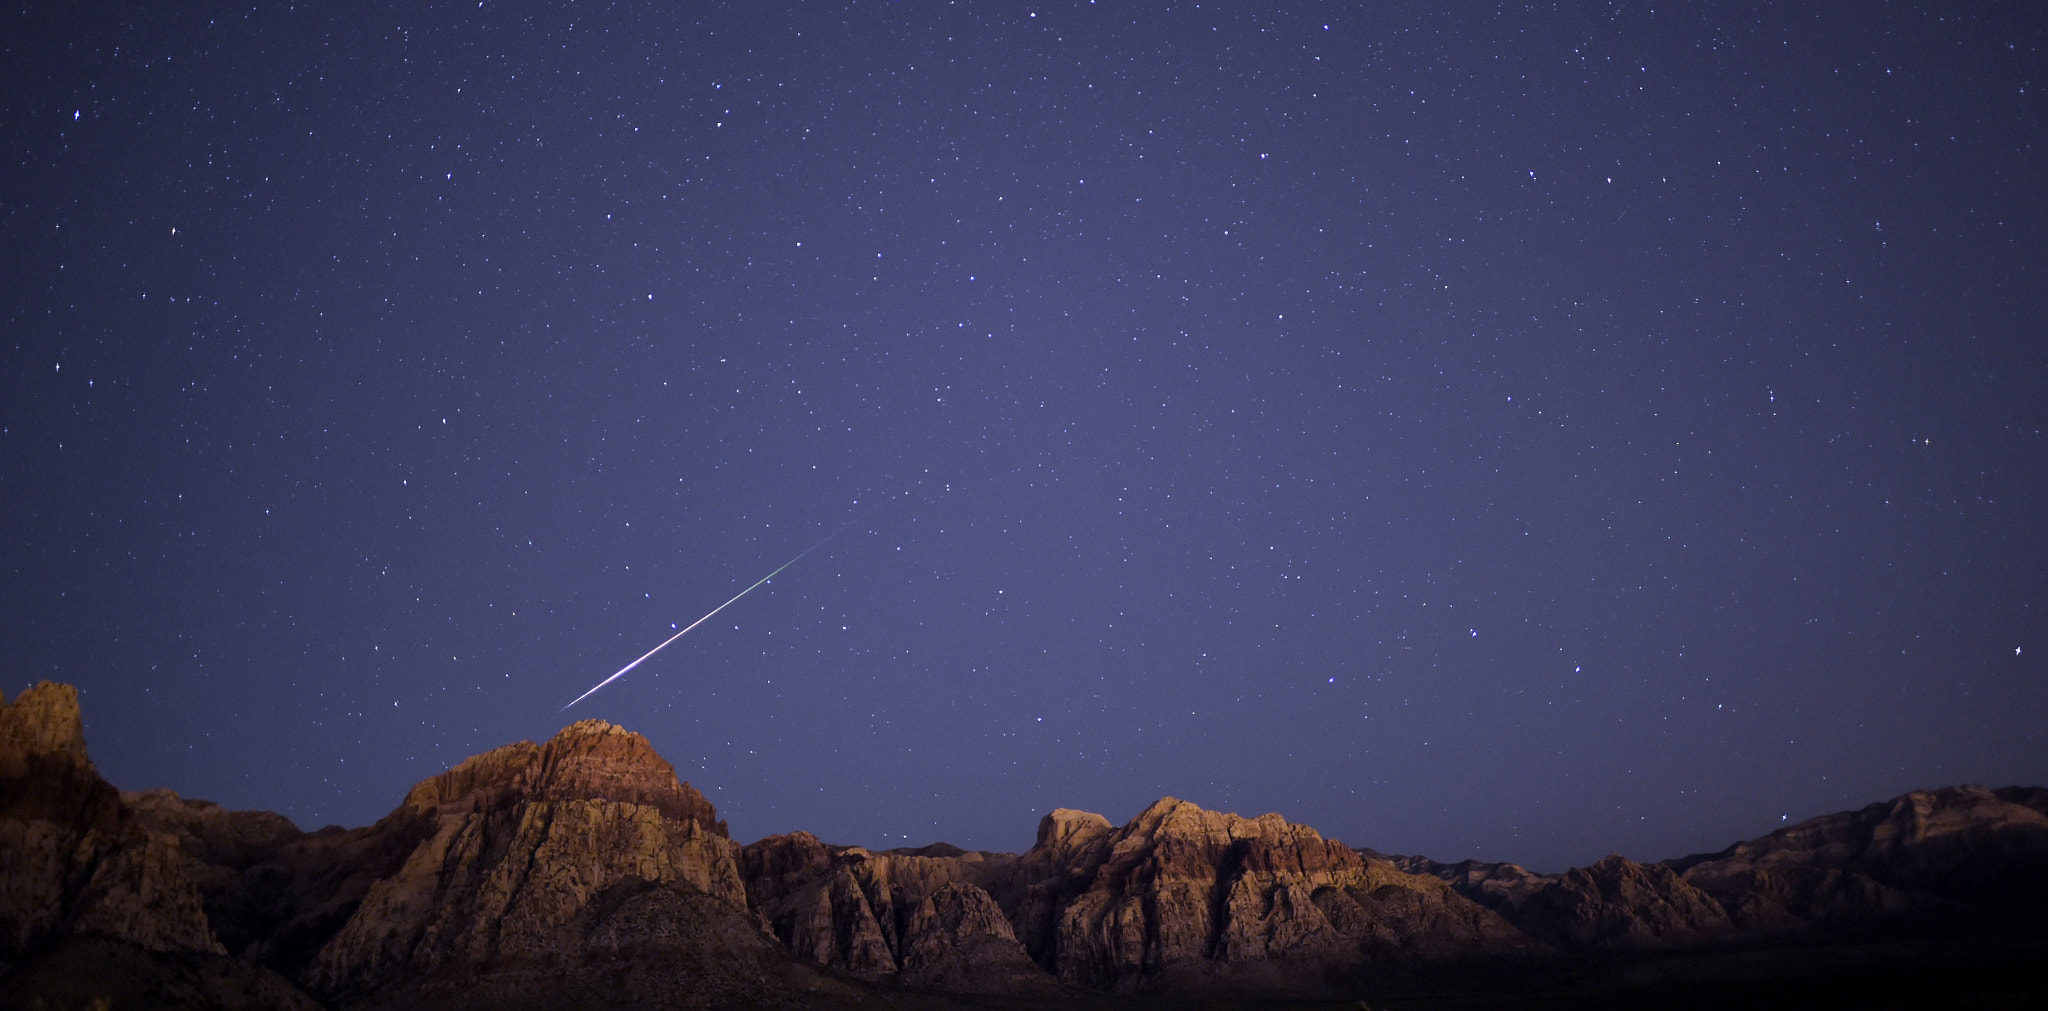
[[3, 680, 2045, 1009]]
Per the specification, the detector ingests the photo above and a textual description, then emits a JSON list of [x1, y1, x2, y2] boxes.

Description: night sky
[[6, 2, 2045, 874]]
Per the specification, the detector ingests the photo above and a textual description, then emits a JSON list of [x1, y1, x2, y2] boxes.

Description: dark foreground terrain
[[4, 681, 2044, 1010]]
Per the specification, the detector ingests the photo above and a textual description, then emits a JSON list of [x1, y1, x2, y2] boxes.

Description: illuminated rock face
[[0, 681, 92, 776], [4, 681, 2046, 1009], [306, 719, 752, 999], [0, 681, 224, 959], [736, 797, 1519, 994], [1039, 797, 1524, 990]]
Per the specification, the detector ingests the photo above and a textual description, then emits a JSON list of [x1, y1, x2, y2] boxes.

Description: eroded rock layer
[[3, 680, 2044, 1010], [1046, 797, 1524, 990], [306, 720, 751, 999]]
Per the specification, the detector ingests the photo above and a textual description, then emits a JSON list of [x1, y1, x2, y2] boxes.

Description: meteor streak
[[560, 496, 895, 710]]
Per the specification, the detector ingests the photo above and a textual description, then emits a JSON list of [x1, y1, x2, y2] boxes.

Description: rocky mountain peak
[[1030, 808, 1113, 866], [0, 681, 91, 776], [307, 720, 749, 1000], [1108, 797, 1331, 870], [1044, 796, 1519, 988], [401, 718, 724, 836], [1, 682, 225, 963]]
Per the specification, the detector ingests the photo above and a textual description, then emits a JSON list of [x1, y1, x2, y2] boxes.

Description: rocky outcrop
[[65, 829, 227, 955], [1669, 784, 2048, 934], [1400, 852, 1730, 949], [1002, 807, 1117, 964], [0, 701, 119, 958], [0, 682, 225, 959], [1510, 854, 1730, 947], [5, 681, 2046, 1009], [306, 720, 751, 1000], [1393, 855, 1551, 914], [898, 881, 1050, 991], [209, 815, 420, 976], [123, 789, 303, 871], [397, 718, 727, 834], [738, 830, 1053, 993], [0, 681, 92, 776], [741, 798, 1522, 994], [1049, 798, 1522, 990]]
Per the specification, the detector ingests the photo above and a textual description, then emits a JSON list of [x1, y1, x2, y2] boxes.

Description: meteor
[[560, 496, 896, 710]]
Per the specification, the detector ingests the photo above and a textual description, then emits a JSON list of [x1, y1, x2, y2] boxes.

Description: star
[[8, 0, 2041, 875]]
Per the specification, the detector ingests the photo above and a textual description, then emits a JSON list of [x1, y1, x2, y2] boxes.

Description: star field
[[5, 2, 2045, 872]]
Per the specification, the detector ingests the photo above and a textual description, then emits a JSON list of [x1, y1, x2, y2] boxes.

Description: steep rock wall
[[306, 720, 749, 999]]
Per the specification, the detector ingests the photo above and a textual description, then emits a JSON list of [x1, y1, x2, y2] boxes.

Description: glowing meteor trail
[[560, 498, 894, 710]]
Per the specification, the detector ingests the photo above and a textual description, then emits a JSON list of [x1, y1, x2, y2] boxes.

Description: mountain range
[[3, 680, 2043, 1009]]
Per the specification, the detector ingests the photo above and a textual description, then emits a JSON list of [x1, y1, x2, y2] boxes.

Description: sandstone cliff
[[0, 692, 842, 1010], [305, 719, 759, 1002], [0, 681, 92, 776], [4, 680, 2045, 1010], [1002, 807, 1117, 966], [0, 682, 225, 959], [738, 830, 1055, 994], [740, 797, 1524, 994], [1044, 797, 1523, 991]]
